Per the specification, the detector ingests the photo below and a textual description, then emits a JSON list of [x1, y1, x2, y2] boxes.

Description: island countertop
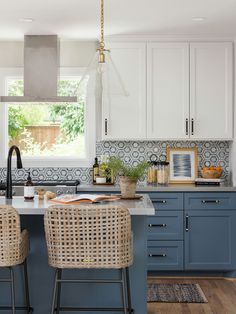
[[0, 194, 155, 216]]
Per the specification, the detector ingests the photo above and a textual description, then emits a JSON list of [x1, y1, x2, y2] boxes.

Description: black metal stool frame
[[51, 267, 134, 314], [0, 259, 33, 313]]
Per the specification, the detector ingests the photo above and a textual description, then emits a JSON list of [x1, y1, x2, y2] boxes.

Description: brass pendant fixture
[[78, 0, 128, 97]]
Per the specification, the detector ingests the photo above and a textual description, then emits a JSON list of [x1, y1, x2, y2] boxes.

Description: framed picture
[[167, 147, 198, 183]]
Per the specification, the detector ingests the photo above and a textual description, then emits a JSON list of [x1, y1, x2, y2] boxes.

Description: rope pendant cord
[[100, 0, 104, 48], [99, 0, 106, 63]]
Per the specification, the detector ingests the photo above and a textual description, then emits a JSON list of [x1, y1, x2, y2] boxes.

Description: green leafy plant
[[49, 103, 85, 142], [8, 106, 28, 139], [108, 157, 149, 182], [7, 78, 86, 145]]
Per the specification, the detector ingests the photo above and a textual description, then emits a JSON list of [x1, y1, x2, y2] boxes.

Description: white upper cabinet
[[101, 40, 233, 141], [147, 43, 190, 139], [102, 42, 146, 140], [190, 42, 233, 139]]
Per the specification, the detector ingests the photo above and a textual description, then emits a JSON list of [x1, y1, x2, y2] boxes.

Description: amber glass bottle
[[93, 157, 100, 183], [24, 172, 35, 200]]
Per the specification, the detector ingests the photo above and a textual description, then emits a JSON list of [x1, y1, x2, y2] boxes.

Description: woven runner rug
[[147, 283, 208, 303]]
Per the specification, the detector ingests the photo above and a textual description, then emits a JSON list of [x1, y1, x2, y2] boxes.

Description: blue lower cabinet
[[147, 241, 184, 271], [185, 210, 236, 270], [149, 193, 183, 211], [147, 211, 183, 240], [185, 192, 236, 210]]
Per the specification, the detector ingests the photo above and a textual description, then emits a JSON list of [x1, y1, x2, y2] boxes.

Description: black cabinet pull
[[105, 119, 108, 136], [191, 118, 194, 135], [148, 224, 167, 228], [201, 200, 220, 204], [149, 254, 167, 258], [185, 118, 189, 135], [185, 214, 189, 232], [154, 200, 167, 204]]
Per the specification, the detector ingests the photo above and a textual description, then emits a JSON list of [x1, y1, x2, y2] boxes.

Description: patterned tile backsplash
[[0, 141, 230, 184]]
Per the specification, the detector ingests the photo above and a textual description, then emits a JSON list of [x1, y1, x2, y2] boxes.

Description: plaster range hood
[[0, 35, 77, 102]]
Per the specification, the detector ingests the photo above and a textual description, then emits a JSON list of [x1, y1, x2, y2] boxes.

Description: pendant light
[[78, 0, 128, 97]]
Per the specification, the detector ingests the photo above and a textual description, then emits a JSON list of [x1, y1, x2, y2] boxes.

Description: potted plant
[[108, 157, 149, 198]]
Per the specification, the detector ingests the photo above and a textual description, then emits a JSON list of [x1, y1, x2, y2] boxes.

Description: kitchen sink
[[0, 186, 25, 197]]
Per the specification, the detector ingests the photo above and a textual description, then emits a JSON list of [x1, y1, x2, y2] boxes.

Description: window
[[0, 68, 95, 167]]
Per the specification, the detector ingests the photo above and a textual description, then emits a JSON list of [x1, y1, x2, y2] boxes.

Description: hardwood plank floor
[[148, 277, 236, 314]]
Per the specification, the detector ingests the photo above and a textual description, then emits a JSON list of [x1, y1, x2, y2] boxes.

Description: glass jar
[[147, 162, 158, 185], [147, 154, 158, 185], [157, 161, 169, 185]]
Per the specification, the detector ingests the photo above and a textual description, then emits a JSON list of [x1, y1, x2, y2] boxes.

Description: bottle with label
[[93, 157, 100, 183], [24, 172, 35, 200]]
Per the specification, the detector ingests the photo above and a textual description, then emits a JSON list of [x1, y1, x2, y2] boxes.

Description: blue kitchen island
[[0, 195, 154, 314]]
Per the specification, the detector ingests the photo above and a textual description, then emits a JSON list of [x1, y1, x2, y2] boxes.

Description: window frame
[[0, 67, 96, 168]]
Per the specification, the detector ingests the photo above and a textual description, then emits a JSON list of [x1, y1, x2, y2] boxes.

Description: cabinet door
[[190, 42, 233, 139], [185, 210, 236, 270], [147, 43, 189, 139], [102, 42, 146, 140]]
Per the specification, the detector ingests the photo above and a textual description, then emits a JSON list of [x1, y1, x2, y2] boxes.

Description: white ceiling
[[0, 0, 236, 40]]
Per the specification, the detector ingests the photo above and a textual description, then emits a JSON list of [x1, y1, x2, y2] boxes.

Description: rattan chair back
[[44, 204, 133, 269], [0, 205, 29, 267]]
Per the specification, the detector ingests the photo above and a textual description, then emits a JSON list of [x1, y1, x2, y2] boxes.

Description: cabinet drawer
[[148, 211, 183, 240], [147, 241, 183, 271], [185, 193, 236, 210], [149, 193, 183, 210]]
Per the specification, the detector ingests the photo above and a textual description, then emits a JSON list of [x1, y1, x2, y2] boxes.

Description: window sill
[[0, 157, 92, 169]]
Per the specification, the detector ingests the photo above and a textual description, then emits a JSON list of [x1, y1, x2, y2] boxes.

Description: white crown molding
[[105, 33, 235, 42]]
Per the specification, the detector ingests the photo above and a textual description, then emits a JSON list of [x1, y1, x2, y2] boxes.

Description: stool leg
[[56, 269, 62, 314], [125, 268, 132, 314], [9, 267, 16, 314], [51, 269, 59, 314], [121, 269, 127, 314], [23, 259, 31, 313]]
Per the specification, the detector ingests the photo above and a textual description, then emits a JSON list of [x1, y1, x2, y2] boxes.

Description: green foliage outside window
[[7, 78, 85, 142]]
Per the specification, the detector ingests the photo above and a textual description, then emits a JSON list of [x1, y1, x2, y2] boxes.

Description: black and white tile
[[0, 141, 230, 184]]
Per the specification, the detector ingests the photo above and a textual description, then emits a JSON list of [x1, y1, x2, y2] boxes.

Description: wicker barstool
[[0, 205, 32, 313], [44, 204, 133, 314]]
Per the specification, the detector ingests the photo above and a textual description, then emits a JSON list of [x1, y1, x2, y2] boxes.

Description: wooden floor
[[148, 277, 236, 314]]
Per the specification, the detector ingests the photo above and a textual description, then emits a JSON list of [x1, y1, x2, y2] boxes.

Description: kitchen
[[0, 0, 236, 313]]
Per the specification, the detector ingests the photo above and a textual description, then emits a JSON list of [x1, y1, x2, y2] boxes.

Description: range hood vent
[[0, 35, 77, 102]]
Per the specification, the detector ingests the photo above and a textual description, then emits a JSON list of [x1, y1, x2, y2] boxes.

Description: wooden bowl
[[201, 169, 223, 179]]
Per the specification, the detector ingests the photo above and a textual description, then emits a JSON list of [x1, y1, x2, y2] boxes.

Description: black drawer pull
[[105, 119, 108, 136], [185, 214, 189, 232], [149, 254, 167, 258], [148, 224, 167, 228], [201, 200, 220, 204], [154, 200, 167, 204], [185, 118, 189, 135], [191, 118, 194, 135]]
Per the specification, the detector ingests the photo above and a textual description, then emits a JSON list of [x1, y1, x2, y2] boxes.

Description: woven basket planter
[[119, 176, 137, 198]]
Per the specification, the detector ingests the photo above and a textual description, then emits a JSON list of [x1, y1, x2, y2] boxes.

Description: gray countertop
[[0, 194, 155, 216], [77, 183, 236, 193]]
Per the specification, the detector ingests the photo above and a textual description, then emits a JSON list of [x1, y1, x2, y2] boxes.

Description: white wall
[[0, 42, 24, 67], [230, 38, 236, 184], [0, 40, 97, 67]]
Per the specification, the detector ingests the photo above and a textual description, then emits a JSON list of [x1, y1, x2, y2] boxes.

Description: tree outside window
[[8, 78, 87, 157]]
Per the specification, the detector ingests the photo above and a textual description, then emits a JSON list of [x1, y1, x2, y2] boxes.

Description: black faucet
[[6, 145, 23, 199]]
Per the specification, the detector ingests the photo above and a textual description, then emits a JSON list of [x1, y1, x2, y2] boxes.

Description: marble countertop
[[0, 194, 155, 216], [77, 183, 236, 192]]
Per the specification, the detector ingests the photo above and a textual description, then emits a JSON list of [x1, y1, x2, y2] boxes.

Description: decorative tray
[[92, 182, 115, 186], [117, 194, 143, 200]]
